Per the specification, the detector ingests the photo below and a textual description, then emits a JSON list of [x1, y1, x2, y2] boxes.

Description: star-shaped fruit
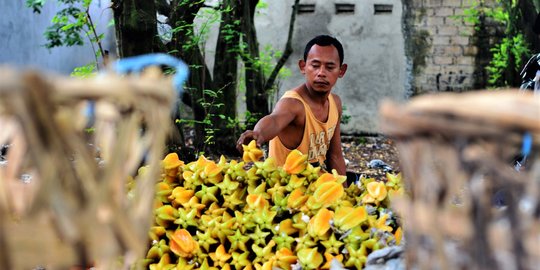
[[195, 184, 219, 205], [242, 140, 264, 162], [227, 229, 250, 252]]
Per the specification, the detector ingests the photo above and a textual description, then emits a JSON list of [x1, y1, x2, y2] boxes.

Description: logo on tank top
[[308, 126, 335, 161]]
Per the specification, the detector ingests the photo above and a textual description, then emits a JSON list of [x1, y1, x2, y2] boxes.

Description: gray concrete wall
[[256, 0, 407, 134], [1, 0, 491, 135], [0, 0, 115, 75]]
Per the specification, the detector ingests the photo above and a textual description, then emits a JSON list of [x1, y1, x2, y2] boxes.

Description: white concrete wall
[[0, 0, 115, 75], [256, 0, 407, 134], [0, 0, 407, 134]]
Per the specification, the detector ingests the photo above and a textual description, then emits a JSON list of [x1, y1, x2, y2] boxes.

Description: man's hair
[[303, 35, 344, 65]]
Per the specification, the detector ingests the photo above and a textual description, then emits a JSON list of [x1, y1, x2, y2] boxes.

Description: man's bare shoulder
[[274, 87, 305, 113], [331, 92, 342, 107], [330, 93, 343, 116]]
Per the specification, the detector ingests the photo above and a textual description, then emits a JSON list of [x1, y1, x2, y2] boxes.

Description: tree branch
[[155, 0, 171, 16], [264, 0, 299, 91]]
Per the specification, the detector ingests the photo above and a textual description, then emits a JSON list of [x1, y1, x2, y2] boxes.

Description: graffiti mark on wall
[[436, 70, 468, 92]]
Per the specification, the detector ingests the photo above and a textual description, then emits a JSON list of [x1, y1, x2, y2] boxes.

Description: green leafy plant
[[341, 105, 352, 125], [26, 0, 108, 73], [453, 0, 530, 87], [486, 34, 529, 86], [70, 62, 96, 77], [176, 87, 227, 154]]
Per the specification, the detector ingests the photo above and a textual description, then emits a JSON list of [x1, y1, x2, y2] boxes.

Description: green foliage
[[238, 110, 260, 131], [26, 0, 46, 13], [70, 62, 96, 77], [341, 105, 352, 125], [486, 34, 529, 86], [176, 87, 227, 152], [256, 0, 268, 10], [258, 45, 292, 80], [27, 0, 108, 75], [455, 1, 507, 30], [27, 0, 89, 48], [173, 1, 222, 54], [32, 0, 292, 155], [456, 0, 530, 87]]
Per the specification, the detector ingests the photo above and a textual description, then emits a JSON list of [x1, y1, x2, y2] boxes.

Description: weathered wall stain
[[403, 0, 501, 95], [435, 70, 468, 92]]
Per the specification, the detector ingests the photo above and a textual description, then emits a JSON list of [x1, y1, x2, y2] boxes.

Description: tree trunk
[[240, 0, 268, 121], [111, 0, 158, 58], [519, 0, 540, 53], [212, 0, 241, 153], [168, 0, 215, 152], [241, 0, 299, 128]]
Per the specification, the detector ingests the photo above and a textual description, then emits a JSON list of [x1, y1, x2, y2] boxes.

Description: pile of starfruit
[[136, 140, 404, 269]]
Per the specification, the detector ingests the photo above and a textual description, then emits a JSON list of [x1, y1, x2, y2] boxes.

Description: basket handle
[[84, 54, 189, 126], [113, 53, 189, 96]]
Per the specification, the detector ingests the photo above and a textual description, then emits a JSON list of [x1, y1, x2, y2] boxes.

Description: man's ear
[[339, 63, 348, 78], [298, 59, 306, 74]]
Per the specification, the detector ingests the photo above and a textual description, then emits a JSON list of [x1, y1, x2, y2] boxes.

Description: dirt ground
[[341, 135, 401, 180]]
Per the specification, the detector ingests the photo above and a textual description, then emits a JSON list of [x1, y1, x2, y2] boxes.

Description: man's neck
[[301, 84, 330, 104]]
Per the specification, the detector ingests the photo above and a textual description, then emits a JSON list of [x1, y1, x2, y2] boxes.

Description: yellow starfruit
[[162, 153, 184, 176], [262, 157, 277, 172], [149, 253, 175, 270], [321, 253, 344, 270], [242, 140, 264, 162], [297, 247, 323, 269], [169, 229, 199, 258], [278, 219, 299, 236], [155, 205, 178, 226], [307, 181, 344, 209], [334, 206, 367, 232], [169, 186, 194, 206], [209, 244, 232, 267], [286, 174, 306, 191], [362, 181, 388, 204], [311, 172, 336, 191], [287, 188, 309, 209], [385, 172, 402, 187], [394, 226, 403, 245], [307, 208, 334, 238], [283, 149, 307, 175], [274, 248, 297, 270], [246, 193, 269, 211], [148, 226, 166, 241], [373, 214, 393, 232], [202, 160, 223, 184]]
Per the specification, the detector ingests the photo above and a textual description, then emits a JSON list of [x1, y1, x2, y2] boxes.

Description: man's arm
[[236, 98, 301, 152], [327, 94, 346, 175]]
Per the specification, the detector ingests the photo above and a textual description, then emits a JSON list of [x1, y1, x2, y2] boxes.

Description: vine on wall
[[460, 0, 531, 87]]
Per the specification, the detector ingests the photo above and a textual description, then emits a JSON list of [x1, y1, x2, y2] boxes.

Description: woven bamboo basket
[[380, 90, 540, 270], [0, 64, 178, 269]]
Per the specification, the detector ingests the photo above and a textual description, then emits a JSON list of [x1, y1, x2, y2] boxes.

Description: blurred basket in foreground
[[380, 90, 540, 270], [0, 63, 179, 269]]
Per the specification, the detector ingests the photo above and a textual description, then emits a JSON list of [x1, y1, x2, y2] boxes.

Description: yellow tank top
[[269, 90, 339, 169]]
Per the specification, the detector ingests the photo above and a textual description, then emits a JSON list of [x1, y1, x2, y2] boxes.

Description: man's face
[[300, 44, 346, 93]]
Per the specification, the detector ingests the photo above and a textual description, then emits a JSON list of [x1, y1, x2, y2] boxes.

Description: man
[[236, 35, 347, 175]]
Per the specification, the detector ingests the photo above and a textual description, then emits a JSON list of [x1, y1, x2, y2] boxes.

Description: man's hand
[[236, 130, 264, 153]]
